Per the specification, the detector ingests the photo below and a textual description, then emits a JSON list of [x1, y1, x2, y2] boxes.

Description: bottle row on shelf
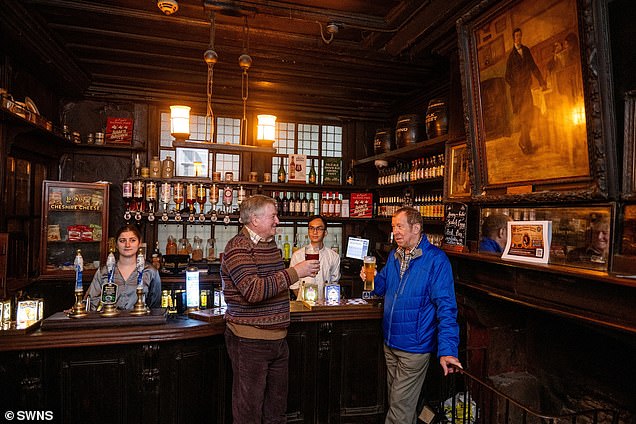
[[121, 180, 365, 222], [274, 191, 348, 218], [377, 195, 444, 219], [377, 154, 445, 186]]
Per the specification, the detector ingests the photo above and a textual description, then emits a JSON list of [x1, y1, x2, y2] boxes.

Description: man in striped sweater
[[222, 194, 320, 424]]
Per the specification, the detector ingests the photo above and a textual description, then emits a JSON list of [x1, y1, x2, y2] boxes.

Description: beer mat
[[41, 308, 167, 330], [188, 307, 226, 322], [301, 298, 374, 311], [0, 320, 41, 335]]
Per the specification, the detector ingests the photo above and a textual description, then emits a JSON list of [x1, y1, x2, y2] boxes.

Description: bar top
[[0, 300, 383, 352]]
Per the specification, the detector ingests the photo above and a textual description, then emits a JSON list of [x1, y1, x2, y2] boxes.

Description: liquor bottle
[[281, 192, 289, 216], [274, 191, 283, 216], [301, 193, 309, 216], [278, 159, 287, 183], [166, 235, 177, 255], [334, 192, 342, 217], [345, 160, 355, 185], [197, 183, 207, 214], [122, 176, 133, 214], [134, 153, 141, 178], [186, 183, 197, 214], [133, 179, 144, 212], [293, 193, 301, 217], [327, 192, 335, 217], [321, 192, 328, 216], [289, 156, 296, 180], [145, 180, 158, 217], [288, 192, 296, 216], [308, 160, 317, 184], [151, 241, 162, 270], [159, 182, 171, 213], [330, 235, 339, 256], [173, 182, 184, 212], [283, 235, 291, 261], [305, 193, 313, 216], [222, 185, 233, 214]]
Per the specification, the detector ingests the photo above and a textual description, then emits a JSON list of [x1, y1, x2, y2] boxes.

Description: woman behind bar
[[86, 224, 161, 310]]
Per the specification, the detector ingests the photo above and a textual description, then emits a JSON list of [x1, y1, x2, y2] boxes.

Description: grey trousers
[[384, 345, 431, 424]]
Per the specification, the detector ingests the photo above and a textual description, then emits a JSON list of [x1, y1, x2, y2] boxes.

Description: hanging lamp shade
[[170, 105, 191, 141], [257, 114, 277, 145]]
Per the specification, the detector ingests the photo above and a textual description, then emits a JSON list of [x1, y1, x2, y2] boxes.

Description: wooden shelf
[[131, 177, 369, 193], [373, 177, 444, 190], [172, 140, 276, 155], [355, 134, 448, 166]]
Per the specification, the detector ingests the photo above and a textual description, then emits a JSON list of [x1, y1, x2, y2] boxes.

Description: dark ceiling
[[2, 0, 471, 120]]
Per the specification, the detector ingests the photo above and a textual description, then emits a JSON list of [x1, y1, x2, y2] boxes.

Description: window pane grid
[[217, 117, 241, 144], [214, 153, 240, 178], [322, 125, 342, 157]]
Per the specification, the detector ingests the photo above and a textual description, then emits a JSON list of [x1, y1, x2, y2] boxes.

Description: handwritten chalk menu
[[105, 117, 133, 145], [323, 158, 341, 184], [443, 202, 467, 252]]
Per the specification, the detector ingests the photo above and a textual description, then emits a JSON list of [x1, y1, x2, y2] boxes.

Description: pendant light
[[203, 11, 218, 143], [239, 16, 252, 145]]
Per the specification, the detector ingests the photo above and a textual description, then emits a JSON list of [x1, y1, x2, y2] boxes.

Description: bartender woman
[[87, 224, 161, 310]]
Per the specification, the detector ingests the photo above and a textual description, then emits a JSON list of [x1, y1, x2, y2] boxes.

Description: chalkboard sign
[[443, 202, 468, 252], [323, 158, 341, 184]]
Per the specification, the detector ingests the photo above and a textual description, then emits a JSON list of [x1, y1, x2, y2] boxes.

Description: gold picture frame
[[457, 0, 616, 201]]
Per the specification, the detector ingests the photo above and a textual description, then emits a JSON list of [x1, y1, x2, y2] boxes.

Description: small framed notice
[[323, 158, 341, 184], [502, 221, 552, 264], [349, 193, 373, 218], [442, 203, 468, 252], [105, 117, 133, 145], [288, 154, 306, 183]]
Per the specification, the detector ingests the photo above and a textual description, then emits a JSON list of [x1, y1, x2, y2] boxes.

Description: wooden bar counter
[[0, 301, 386, 424]]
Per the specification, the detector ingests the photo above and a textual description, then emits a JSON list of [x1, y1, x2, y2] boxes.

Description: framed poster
[[105, 117, 133, 145], [288, 154, 306, 183], [323, 158, 341, 184], [445, 141, 471, 199], [457, 0, 615, 200]]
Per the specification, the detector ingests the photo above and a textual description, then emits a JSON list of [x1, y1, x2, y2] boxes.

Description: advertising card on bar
[[502, 221, 552, 264]]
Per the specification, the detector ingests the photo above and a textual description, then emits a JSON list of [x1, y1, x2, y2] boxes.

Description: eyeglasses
[[308, 226, 325, 233]]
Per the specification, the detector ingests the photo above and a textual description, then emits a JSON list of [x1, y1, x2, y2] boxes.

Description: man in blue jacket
[[363, 207, 462, 423]]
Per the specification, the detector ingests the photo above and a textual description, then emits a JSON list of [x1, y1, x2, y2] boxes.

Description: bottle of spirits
[[293, 193, 301, 217], [331, 235, 339, 256], [289, 156, 296, 180], [281, 192, 289, 216], [334, 192, 342, 217], [283, 235, 291, 261], [301, 193, 309, 216], [308, 161, 317, 184], [134, 153, 141, 178], [278, 159, 287, 183], [345, 160, 355, 185]]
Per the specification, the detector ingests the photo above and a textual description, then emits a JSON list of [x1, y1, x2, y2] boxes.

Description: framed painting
[[457, 0, 615, 201], [445, 141, 471, 198]]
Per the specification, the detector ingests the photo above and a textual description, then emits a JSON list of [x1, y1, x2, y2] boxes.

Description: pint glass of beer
[[363, 256, 376, 291]]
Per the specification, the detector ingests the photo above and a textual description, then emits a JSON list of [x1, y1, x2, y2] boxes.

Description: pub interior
[[0, 0, 635, 423]]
